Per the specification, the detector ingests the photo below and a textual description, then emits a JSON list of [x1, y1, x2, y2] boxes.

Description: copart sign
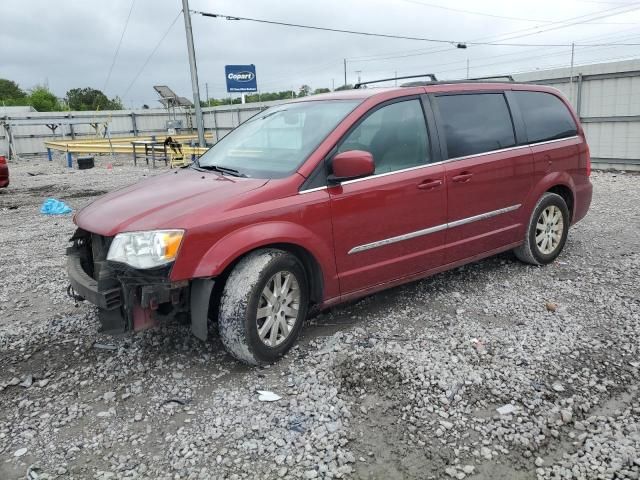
[[225, 65, 258, 93]]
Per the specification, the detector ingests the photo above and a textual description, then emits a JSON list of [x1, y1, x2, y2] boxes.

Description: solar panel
[[177, 97, 193, 107], [154, 85, 178, 99], [155, 86, 193, 108]]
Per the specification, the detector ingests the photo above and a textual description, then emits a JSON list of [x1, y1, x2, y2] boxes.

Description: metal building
[[514, 59, 640, 171]]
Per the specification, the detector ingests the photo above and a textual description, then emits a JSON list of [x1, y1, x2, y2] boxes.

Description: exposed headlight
[[107, 230, 184, 269]]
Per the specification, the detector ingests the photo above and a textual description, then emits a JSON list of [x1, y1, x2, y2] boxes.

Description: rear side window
[[514, 91, 578, 143], [436, 93, 516, 158]]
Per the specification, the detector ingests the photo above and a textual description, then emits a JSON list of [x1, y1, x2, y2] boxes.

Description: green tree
[[0, 79, 26, 101], [109, 96, 124, 110], [313, 88, 331, 95], [29, 86, 60, 112], [298, 85, 311, 97], [204, 89, 301, 107], [65, 87, 123, 110], [335, 84, 353, 91]]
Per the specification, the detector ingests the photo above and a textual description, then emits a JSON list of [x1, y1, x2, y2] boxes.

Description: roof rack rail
[[354, 73, 438, 89], [400, 76, 519, 87], [468, 75, 515, 82]]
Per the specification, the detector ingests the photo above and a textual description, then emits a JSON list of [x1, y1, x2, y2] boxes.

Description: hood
[[74, 168, 269, 236]]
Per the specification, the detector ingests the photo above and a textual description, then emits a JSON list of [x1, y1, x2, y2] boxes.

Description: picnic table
[[131, 140, 169, 168]]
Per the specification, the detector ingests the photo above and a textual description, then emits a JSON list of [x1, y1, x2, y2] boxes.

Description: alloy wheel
[[256, 271, 301, 347], [535, 205, 564, 255]]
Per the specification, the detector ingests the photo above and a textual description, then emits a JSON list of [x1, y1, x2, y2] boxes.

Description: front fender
[[188, 221, 339, 299]]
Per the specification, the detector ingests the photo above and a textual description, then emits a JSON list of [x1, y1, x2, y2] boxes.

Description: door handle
[[417, 179, 443, 190], [452, 172, 473, 183]]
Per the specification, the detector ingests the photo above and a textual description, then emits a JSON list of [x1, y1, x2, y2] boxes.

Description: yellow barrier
[[49, 132, 214, 145], [45, 134, 210, 164]]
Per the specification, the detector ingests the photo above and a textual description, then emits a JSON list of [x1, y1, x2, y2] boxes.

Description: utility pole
[[569, 42, 575, 105], [355, 70, 362, 85], [181, 0, 205, 147], [343, 58, 347, 87], [205, 82, 209, 106]]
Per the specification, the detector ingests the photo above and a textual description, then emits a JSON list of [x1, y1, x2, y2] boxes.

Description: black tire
[[514, 192, 570, 265], [218, 249, 309, 365]]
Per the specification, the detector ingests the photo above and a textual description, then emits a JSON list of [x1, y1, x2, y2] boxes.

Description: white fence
[[0, 102, 280, 158]]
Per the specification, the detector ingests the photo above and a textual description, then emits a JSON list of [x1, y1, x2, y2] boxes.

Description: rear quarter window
[[435, 93, 516, 159], [514, 91, 578, 143]]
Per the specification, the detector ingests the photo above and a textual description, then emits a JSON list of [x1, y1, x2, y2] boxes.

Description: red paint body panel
[[74, 169, 269, 236], [73, 82, 592, 313], [328, 163, 446, 293], [176, 189, 340, 300], [444, 146, 534, 263], [332, 150, 375, 179], [0, 163, 8, 188]]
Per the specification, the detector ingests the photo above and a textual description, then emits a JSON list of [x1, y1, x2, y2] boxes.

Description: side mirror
[[328, 150, 375, 184]]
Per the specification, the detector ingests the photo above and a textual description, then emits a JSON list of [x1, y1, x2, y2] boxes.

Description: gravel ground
[[0, 157, 639, 480]]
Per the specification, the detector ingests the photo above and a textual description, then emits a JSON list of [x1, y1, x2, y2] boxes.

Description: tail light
[[0, 156, 6, 165], [585, 144, 591, 177]]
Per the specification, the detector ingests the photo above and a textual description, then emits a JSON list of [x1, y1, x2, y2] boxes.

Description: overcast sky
[[2, 0, 640, 107]]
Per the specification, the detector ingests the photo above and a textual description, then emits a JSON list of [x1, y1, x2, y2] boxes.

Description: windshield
[[197, 100, 360, 178]]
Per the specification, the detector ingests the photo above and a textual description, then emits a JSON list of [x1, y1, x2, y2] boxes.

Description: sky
[[2, 0, 640, 108]]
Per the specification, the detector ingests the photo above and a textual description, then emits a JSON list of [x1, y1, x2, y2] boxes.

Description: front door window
[[338, 99, 431, 174]]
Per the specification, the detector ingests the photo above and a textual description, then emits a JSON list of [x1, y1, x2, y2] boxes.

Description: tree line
[[0, 79, 124, 112], [204, 84, 353, 106], [1, 78, 355, 112]]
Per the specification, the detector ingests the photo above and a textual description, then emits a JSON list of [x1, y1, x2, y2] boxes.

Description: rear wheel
[[218, 249, 309, 365], [514, 192, 570, 265]]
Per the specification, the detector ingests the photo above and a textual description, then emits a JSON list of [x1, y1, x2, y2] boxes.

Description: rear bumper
[[572, 180, 593, 224]]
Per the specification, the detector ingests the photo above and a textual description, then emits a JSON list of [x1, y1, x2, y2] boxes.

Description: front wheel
[[218, 249, 309, 365], [514, 192, 570, 265]]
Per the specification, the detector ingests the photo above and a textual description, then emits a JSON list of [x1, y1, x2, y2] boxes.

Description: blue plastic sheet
[[40, 198, 72, 215]]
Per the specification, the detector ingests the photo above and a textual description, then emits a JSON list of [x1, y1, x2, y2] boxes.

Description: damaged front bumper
[[66, 229, 213, 340]]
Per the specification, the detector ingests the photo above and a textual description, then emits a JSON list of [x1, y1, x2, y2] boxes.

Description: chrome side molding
[[348, 204, 521, 255], [348, 223, 448, 255]]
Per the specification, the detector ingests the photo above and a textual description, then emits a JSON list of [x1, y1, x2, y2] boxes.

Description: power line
[[359, 33, 640, 85], [259, 30, 640, 93], [103, 0, 136, 93], [191, 6, 640, 48], [397, 0, 640, 25], [192, 10, 460, 46], [344, 2, 640, 63], [397, 0, 555, 23], [357, 28, 640, 80], [349, 2, 640, 62], [121, 10, 182, 101], [481, 3, 640, 44]]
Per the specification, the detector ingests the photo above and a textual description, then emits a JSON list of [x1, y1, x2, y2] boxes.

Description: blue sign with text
[[225, 65, 257, 92]]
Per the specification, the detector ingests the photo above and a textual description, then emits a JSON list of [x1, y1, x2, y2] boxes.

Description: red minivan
[[0, 155, 9, 188], [67, 81, 592, 365]]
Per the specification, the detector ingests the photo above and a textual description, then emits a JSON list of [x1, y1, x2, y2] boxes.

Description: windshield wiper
[[198, 164, 247, 177]]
